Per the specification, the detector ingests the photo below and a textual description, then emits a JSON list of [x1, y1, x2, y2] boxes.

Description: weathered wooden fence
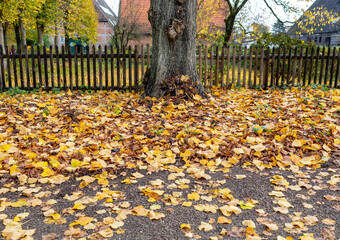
[[0, 45, 339, 92]]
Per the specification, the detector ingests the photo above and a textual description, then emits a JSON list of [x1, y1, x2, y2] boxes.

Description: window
[[60, 36, 65, 44]]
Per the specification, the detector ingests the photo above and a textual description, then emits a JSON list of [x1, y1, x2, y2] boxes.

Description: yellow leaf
[[180, 150, 192, 158], [180, 223, 191, 231], [188, 192, 200, 201], [217, 216, 232, 224], [0, 144, 12, 152], [41, 168, 54, 177], [70, 216, 94, 226], [73, 203, 86, 210]]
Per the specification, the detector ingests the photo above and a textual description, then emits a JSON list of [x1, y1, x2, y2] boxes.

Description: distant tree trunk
[[3, 22, 8, 46], [14, 23, 21, 51], [37, 23, 45, 46], [65, 27, 70, 52], [54, 27, 59, 46], [0, 22, 4, 50], [224, 13, 236, 46], [145, 0, 204, 98], [18, 15, 26, 49]]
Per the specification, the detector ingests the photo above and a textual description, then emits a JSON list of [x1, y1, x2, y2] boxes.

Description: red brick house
[[119, 0, 227, 45]]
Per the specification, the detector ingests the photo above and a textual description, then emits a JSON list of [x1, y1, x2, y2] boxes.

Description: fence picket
[[243, 46, 247, 87], [18, 46, 24, 88], [319, 47, 326, 84], [134, 45, 139, 90], [6, 46, 11, 88], [287, 47, 292, 85], [226, 46, 231, 88], [147, 44, 150, 69], [128, 46, 132, 91], [204, 46, 208, 86], [0, 47, 4, 90], [259, 47, 264, 87], [215, 46, 219, 86], [324, 47, 331, 85], [199, 45, 202, 81], [105, 45, 109, 90], [329, 47, 336, 87], [56, 46, 60, 88], [298, 47, 304, 86], [314, 46, 320, 84], [221, 46, 225, 87], [270, 47, 275, 87], [254, 47, 259, 88], [308, 47, 314, 85], [117, 46, 120, 88], [110, 45, 115, 90], [50, 45, 54, 89], [68, 46, 73, 90], [98, 45, 103, 91], [62, 46, 66, 90], [87, 46, 91, 89], [335, 49, 340, 88], [302, 47, 309, 86], [237, 46, 242, 86], [141, 45, 144, 82], [248, 46, 253, 88], [210, 45, 213, 86], [92, 45, 97, 91], [81, 46, 84, 87], [12, 46, 18, 87], [232, 46, 236, 85], [281, 47, 286, 86], [291, 47, 298, 86]]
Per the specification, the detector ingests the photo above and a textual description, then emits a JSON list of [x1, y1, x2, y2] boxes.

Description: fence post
[[62, 46, 66, 90], [134, 45, 139, 91], [0, 46, 4, 91], [110, 45, 115, 90], [105, 45, 109, 90], [98, 45, 103, 91], [50, 45, 55, 89], [56, 45, 61, 88], [329, 47, 336, 87], [243, 46, 247, 87], [221, 46, 225, 88], [215, 46, 219, 86], [18, 45, 24, 89], [68, 45, 73, 91], [12, 45, 18, 88], [263, 48, 270, 90], [93, 45, 97, 91]]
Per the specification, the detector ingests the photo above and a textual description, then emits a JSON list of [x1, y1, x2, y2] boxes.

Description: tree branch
[[262, 0, 295, 24]]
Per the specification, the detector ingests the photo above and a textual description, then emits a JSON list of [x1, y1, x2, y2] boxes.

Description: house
[[52, 0, 117, 49], [288, 0, 340, 47], [93, 0, 118, 46], [118, 0, 227, 45]]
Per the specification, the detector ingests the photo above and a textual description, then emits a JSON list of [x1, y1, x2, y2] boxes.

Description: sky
[[104, 0, 314, 29]]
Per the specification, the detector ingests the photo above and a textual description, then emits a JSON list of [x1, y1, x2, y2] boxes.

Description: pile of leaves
[[161, 73, 201, 100]]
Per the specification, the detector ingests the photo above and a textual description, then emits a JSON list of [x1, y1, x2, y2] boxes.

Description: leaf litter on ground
[[0, 87, 339, 239]]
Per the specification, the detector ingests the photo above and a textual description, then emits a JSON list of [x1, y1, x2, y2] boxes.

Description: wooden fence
[[0, 45, 339, 92]]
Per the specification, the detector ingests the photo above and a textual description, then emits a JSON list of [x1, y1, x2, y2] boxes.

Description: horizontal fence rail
[[0, 45, 339, 92]]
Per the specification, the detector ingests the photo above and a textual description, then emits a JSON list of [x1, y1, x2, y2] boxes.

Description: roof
[[288, 0, 340, 35], [93, 0, 118, 28]]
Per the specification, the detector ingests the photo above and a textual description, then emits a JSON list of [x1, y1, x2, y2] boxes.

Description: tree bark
[[65, 27, 70, 52], [14, 23, 21, 51], [224, 13, 236, 46], [37, 23, 45, 46], [18, 15, 26, 49], [0, 22, 4, 50], [145, 0, 204, 98], [3, 22, 8, 46]]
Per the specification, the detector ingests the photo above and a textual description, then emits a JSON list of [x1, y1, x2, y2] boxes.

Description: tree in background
[[36, 0, 61, 46], [110, 2, 143, 50], [60, 0, 98, 49], [272, 19, 286, 35], [196, 0, 227, 44]]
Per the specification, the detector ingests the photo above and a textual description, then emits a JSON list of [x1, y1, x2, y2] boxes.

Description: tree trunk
[[14, 23, 21, 51], [224, 13, 236, 46], [37, 23, 44, 46], [54, 26, 59, 46], [18, 15, 26, 49], [65, 27, 70, 52], [3, 22, 8, 46], [0, 22, 4, 50], [145, 0, 204, 98]]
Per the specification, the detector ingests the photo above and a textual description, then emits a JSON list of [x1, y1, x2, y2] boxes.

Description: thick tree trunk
[[224, 13, 236, 46], [145, 0, 204, 98], [18, 15, 26, 49], [65, 27, 70, 52], [37, 24, 44, 46]]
